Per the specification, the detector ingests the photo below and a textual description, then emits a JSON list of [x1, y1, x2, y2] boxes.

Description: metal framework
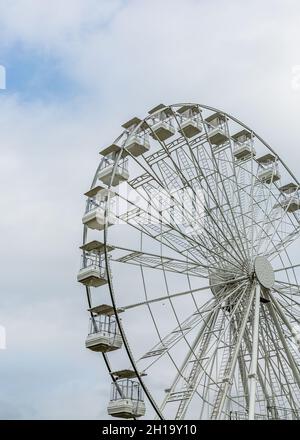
[[79, 103, 300, 420]]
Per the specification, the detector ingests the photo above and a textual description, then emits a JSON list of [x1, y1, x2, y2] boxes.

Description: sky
[[1, 0, 300, 419]]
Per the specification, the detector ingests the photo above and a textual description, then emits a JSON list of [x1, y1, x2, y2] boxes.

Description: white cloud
[[0, 0, 123, 47]]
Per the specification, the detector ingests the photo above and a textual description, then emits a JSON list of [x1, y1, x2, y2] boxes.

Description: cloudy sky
[[0, 0, 300, 419]]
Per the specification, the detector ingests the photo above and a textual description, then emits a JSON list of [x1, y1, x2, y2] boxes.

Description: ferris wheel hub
[[254, 256, 275, 289]]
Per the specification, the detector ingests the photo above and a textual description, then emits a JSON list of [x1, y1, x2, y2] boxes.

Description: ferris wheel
[[78, 102, 300, 420]]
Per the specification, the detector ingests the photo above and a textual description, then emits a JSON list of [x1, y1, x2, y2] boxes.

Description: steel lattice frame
[[80, 103, 300, 420]]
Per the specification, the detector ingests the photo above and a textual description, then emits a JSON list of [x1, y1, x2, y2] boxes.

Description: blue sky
[[2, 46, 77, 101], [0, 0, 129, 101], [1, 0, 300, 419]]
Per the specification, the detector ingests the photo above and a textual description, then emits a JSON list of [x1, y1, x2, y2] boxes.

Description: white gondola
[[82, 206, 115, 230], [78, 240, 114, 287], [121, 117, 150, 157], [232, 129, 256, 160], [234, 144, 256, 160], [257, 153, 280, 184], [124, 133, 150, 157], [107, 377, 146, 418], [177, 104, 202, 138], [98, 162, 129, 186], [98, 144, 129, 186], [77, 264, 108, 287], [179, 118, 202, 138], [258, 166, 281, 183], [281, 196, 300, 212], [278, 184, 300, 212], [151, 120, 175, 141], [83, 183, 116, 231], [279, 182, 298, 194], [205, 112, 229, 146], [85, 305, 123, 352], [148, 104, 175, 141]]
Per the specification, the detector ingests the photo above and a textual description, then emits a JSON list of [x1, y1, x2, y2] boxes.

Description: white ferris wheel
[[78, 102, 300, 420]]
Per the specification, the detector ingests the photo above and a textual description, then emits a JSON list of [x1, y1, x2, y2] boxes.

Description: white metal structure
[[79, 102, 300, 420]]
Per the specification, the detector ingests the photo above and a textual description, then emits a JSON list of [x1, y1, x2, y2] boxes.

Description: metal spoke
[[274, 263, 300, 273], [115, 185, 245, 271], [112, 246, 210, 278], [122, 277, 248, 311]]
